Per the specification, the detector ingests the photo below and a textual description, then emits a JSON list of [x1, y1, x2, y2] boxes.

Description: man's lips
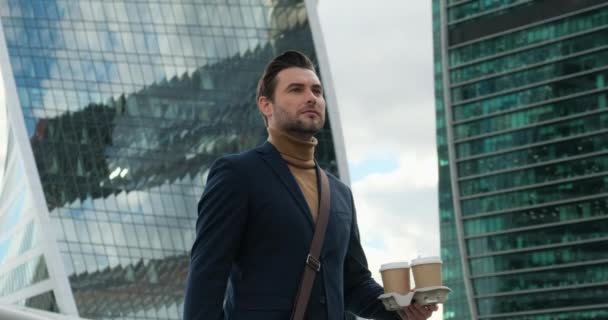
[[301, 110, 320, 116]]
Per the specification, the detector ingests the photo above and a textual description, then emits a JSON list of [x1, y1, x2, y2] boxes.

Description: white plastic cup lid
[[410, 256, 443, 266], [379, 262, 410, 272]]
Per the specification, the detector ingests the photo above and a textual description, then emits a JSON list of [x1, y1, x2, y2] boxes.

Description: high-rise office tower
[[433, 1, 608, 319], [0, 0, 348, 319]]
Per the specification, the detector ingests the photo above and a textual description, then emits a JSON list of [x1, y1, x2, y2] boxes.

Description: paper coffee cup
[[410, 256, 442, 289], [380, 262, 410, 294]]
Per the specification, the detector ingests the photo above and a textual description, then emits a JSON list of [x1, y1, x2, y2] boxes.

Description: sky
[[0, 1, 442, 317], [317, 1, 443, 318]]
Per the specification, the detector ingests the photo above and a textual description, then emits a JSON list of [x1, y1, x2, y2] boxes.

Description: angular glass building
[[433, 1, 608, 319], [0, 0, 348, 319]]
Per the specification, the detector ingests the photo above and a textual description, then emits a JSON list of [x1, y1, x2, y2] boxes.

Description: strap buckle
[[306, 254, 321, 272]]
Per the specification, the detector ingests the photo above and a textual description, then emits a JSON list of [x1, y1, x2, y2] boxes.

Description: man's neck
[[267, 126, 317, 169]]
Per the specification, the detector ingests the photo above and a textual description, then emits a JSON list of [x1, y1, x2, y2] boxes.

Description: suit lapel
[[257, 142, 315, 229]]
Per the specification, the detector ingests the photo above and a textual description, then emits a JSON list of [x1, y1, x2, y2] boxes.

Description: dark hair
[[256, 51, 316, 125], [256, 50, 316, 102]]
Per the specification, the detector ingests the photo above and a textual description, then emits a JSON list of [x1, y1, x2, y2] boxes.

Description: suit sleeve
[[183, 158, 249, 320], [343, 191, 401, 320]]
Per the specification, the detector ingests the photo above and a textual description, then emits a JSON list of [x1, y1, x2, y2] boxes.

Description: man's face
[[259, 67, 326, 137]]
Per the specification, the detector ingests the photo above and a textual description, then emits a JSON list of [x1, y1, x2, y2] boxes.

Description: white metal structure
[[0, 305, 88, 320]]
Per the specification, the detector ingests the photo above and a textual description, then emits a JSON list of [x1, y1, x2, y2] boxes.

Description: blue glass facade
[[0, 0, 344, 319], [432, 0, 473, 319], [435, 1, 608, 319]]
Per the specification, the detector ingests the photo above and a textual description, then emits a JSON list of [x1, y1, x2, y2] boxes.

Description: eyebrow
[[285, 82, 323, 91]]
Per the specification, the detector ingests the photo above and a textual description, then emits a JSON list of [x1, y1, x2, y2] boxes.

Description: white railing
[[0, 304, 87, 320]]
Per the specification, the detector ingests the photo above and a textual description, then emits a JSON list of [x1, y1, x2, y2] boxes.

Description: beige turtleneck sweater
[[267, 126, 319, 222]]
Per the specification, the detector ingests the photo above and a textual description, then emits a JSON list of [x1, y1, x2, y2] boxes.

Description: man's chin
[[285, 125, 323, 137]]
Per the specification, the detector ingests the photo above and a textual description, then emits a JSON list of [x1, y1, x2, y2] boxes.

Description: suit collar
[[257, 141, 316, 229], [255, 140, 277, 155]]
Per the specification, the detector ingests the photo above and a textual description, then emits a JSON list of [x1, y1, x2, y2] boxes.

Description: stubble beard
[[274, 105, 325, 137], [283, 117, 324, 136]]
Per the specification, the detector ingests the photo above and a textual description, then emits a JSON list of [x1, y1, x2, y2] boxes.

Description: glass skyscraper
[[434, 1, 608, 319], [0, 0, 348, 319]]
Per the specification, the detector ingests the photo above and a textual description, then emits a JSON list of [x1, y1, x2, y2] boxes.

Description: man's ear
[[257, 96, 273, 118]]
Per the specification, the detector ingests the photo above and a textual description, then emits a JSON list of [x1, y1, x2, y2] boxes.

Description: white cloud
[[354, 152, 438, 189], [318, 1, 436, 162], [352, 157, 441, 319], [352, 155, 440, 279], [318, 1, 443, 319]]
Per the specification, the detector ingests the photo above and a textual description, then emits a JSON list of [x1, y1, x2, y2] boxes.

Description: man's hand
[[396, 303, 437, 320]]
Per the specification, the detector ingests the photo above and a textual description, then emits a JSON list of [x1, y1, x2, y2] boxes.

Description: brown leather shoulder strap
[[291, 168, 331, 320]]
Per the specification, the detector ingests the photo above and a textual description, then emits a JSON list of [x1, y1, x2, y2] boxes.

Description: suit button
[[319, 295, 326, 304]]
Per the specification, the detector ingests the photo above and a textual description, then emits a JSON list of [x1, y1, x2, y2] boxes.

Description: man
[[183, 51, 437, 320]]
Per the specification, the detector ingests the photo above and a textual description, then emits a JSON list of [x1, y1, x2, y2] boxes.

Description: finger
[[419, 305, 433, 319], [424, 309, 433, 318], [410, 304, 428, 319], [408, 305, 426, 320], [426, 303, 438, 312], [422, 304, 434, 317], [403, 307, 417, 320]]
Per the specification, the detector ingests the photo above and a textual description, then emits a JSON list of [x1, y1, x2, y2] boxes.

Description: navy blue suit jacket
[[184, 142, 398, 320]]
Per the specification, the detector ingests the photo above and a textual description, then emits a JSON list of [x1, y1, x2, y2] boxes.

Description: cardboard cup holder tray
[[378, 286, 451, 311]]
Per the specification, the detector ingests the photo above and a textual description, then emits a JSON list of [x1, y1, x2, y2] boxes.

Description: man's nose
[[305, 89, 317, 104]]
